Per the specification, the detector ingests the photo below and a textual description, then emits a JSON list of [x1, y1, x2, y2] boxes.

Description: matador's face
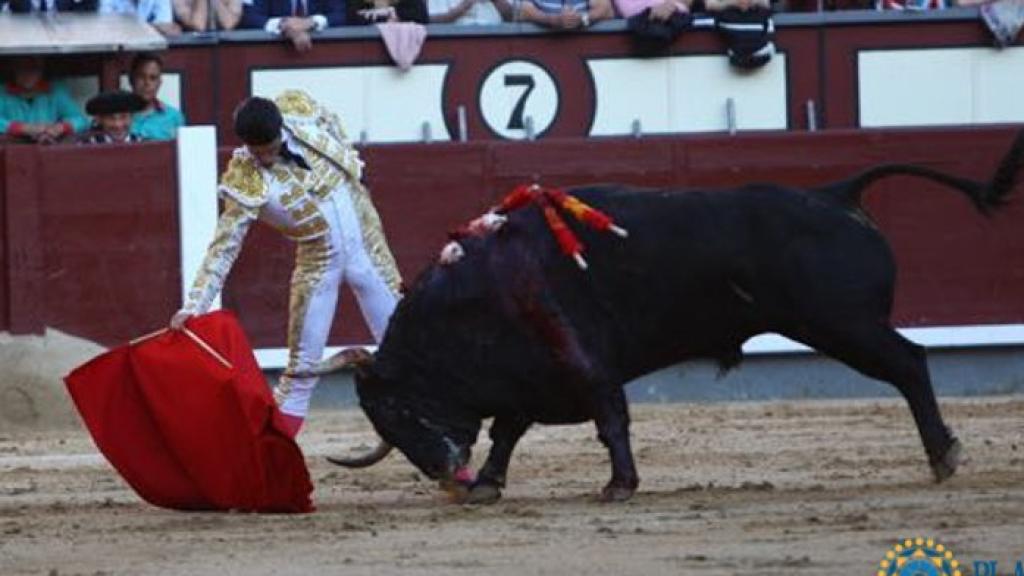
[[246, 137, 283, 168]]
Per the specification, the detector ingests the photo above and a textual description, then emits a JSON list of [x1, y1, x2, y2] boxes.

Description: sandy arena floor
[[1, 396, 1023, 575]]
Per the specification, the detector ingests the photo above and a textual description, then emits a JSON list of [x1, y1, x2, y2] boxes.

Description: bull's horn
[[326, 441, 393, 468]]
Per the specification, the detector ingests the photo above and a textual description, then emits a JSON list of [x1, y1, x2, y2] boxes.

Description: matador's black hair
[[233, 97, 282, 146]]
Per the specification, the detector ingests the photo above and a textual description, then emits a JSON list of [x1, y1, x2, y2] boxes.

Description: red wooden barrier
[[1, 127, 1022, 348], [0, 145, 7, 332]]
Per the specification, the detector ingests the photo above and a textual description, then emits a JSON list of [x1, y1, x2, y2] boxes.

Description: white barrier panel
[[744, 324, 1024, 354], [176, 125, 220, 312], [248, 325, 1024, 369], [251, 65, 451, 144], [588, 54, 788, 136], [859, 46, 1024, 128]]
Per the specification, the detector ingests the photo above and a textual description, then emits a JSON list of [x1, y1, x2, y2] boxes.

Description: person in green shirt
[[0, 56, 89, 144], [128, 52, 185, 141]]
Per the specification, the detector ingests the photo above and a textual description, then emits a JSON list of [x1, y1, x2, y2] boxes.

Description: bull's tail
[[817, 129, 1024, 216]]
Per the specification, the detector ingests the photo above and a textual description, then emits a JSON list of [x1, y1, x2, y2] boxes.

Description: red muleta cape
[[65, 310, 314, 513]]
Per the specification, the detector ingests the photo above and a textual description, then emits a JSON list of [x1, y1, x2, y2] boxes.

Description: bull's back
[[503, 185, 895, 375], [387, 183, 895, 417]]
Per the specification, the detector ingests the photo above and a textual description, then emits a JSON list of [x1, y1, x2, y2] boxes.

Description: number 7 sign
[[479, 60, 561, 140]]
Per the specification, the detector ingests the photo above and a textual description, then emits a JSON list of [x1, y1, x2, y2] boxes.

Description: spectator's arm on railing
[[705, 0, 767, 10], [587, 0, 614, 22], [518, 1, 583, 27], [428, 0, 477, 23], [152, 0, 185, 35], [491, 0, 516, 20], [173, 0, 210, 31], [214, 0, 244, 29], [518, 0, 612, 28]]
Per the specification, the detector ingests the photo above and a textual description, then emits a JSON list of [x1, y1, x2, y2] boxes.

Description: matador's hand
[[169, 310, 194, 330]]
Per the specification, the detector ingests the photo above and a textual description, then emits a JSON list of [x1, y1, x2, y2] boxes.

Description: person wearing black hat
[[80, 90, 147, 144]]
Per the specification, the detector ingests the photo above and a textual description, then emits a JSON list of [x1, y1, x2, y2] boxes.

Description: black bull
[[328, 131, 1023, 503]]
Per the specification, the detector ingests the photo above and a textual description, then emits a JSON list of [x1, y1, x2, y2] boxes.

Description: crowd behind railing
[[2, 0, 1017, 38], [1, 52, 182, 145], [0, 0, 1020, 146]]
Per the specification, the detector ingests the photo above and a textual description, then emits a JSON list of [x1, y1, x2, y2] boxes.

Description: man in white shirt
[[99, 0, 181, 35], [427, 0, 512, 24]]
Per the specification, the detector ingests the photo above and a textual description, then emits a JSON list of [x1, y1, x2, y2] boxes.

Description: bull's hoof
[[440, 479, 471, 504], [465, 482, 503, 505], [599, 484, 636, 503], [931, 438, 963, 483]]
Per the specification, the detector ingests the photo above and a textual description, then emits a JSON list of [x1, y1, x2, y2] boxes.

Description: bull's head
[[327, 350, 478, 489]]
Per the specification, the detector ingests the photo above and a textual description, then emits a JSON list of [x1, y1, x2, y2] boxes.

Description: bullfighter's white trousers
[[276, 187, 399, 419]]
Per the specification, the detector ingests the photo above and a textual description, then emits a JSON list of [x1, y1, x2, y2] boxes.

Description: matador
[[170, 91, 402, 437]]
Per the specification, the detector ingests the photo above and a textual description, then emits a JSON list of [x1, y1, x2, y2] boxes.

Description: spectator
[[620, 0, 692, 56], [99, 0, 183, 36], [172, 0, 245, 30], [348, 0, 427, 24], [241, 0, 345, 52], [80, 90, 146, 144], [213, 0, 244, 28], [428, 0, 512, 23], [516, 0, 614, 30], [975, 0, 1024, 47], [705, 0, 769, 10], [172, 0, 209, 30], [616, 0, 689, 18], [0, 56, 89, 144], [879, 0, 944, 8], [128, 52, 185, 140], [8, 0, 98, 12], [708, 0, 775, 69]]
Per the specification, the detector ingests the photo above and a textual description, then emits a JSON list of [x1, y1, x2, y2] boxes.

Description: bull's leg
[[792, 322, 960, 482], [467, 415, 532, 504], [593, 386, 640, 502]]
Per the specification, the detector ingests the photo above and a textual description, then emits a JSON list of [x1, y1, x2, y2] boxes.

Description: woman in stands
[[129, 52, 185, 141]]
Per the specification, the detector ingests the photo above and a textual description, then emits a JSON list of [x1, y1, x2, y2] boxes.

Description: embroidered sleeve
[[219, 153, 270, 208], [314, 101, 351, 145], [181, 199, 258, 314]]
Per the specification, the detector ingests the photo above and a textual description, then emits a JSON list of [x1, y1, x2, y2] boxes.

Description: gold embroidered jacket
[[181, 90, 401, 314]]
